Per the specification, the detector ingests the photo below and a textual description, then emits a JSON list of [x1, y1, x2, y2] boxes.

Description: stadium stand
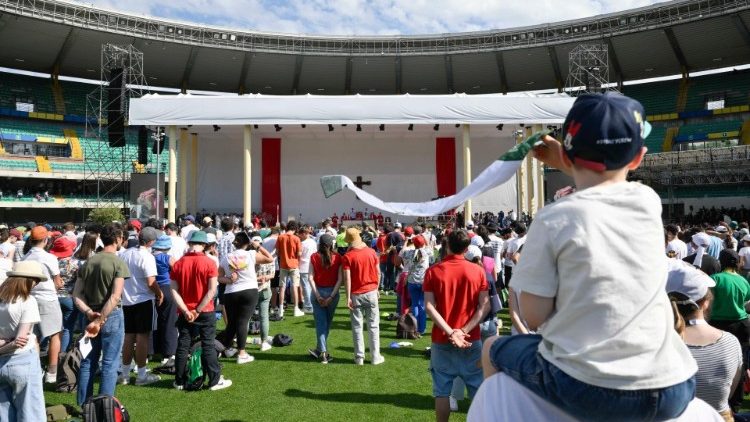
[[684, 69, 750, 112], [621, 79, 681, 116]]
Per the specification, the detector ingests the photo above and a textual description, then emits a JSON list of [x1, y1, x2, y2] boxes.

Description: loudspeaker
[[137, 126, 148, 165], [107, 67, 126, 147]]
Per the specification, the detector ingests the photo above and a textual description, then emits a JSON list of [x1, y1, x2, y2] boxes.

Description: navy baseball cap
[[562, 92, 651, 172]]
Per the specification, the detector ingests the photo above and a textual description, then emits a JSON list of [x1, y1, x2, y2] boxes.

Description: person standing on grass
[[73, 226, 128, 406], [49, 235, 79, 354], [407, 235, 432, 336], [308, 234, 343, 364], [118, 227, 163, 386], [21, 225, 63, 384], [277, 221, 303, 317], [152, 235, 178, 366], [298, 226, 317, 314], [170, 230, 232, 391], [343, 227, 384, 366], [252, 235, 274, 352], [424, 230, 489, 422], [218, 232, 274, 364]]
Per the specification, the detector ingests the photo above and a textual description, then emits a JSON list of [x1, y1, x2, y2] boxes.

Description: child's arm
[[508, 287, 529, 335], [520, 291, 554, 331]]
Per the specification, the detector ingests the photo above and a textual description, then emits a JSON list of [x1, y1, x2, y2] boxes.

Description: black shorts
[[123, 300, 155, 334], [270, 272, 281, 289]]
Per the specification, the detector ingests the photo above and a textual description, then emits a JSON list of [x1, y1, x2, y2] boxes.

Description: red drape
[[435, 137, 457, 197], [262, 138, 281, 221]]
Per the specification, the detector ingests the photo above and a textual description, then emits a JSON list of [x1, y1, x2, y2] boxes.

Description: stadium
[[0, 0, 749, 225]]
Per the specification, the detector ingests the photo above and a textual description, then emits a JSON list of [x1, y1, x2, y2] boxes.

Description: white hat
[[466, 220, 475, 229], [666, 259, 715, 307], [464, 245, 482, 261], [470, 236, 485, 248], [251, 236, 263, 243], [714, 226, 728, 233], [6, 261, 46, 281], [742, 234, 750, 242], [206, 233, 217, 244], [394, 222, 402, 228], [691, 232, 711, 268]]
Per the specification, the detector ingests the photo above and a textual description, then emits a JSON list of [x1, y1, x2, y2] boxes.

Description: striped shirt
[[687, 332, 742, 413]]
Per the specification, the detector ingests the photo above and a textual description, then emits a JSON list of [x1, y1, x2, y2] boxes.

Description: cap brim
[[642, 121, 652, 139]]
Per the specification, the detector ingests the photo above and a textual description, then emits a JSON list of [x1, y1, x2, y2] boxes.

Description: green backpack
[[185, 345, 204, 391]]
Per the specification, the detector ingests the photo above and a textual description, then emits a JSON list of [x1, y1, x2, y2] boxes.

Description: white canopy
[[128, 92, 575, 126]]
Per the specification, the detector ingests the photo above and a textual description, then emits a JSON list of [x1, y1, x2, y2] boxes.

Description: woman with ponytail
[[667, 259, 742, 419], [307, 234, 342, 364]]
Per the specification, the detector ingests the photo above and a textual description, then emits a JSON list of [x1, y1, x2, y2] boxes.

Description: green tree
[[88, 207, 125, 226]]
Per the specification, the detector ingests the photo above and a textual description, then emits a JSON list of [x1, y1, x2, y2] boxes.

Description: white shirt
[[740, 246, 750, 270], [120, 246, 158, 306], [488, 234, 504, 274], [168, 234, 187, 261], [23, 247, 61, 302], [263, 236, 279, 271], [0, 257, 12, 284], [667, 238, 688, 260], [0, 242, 14, 259], [0, 296, 40, 354], [221, 249, 258, 294], [502, 235, 526, 267], [513, 182, 696, 390], [180, 224, 197, 241], [468, 373, 722, 422], [299, 238, 317, 273]]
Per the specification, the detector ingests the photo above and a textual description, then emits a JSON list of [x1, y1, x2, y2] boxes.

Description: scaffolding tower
[[565, 44, 615, 95], [84, 44, 146, 213]]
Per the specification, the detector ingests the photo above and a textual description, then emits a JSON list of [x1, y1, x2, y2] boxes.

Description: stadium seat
[[684, 69, 750, 112], [622, 79, 681, 116]]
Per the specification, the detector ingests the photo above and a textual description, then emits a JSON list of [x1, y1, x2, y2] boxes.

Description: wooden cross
[[353, 176, 371, 190]]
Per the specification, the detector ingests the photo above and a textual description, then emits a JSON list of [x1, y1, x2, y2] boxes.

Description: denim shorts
[[429, 341, 483, 399], [490, 335, 696, 422]]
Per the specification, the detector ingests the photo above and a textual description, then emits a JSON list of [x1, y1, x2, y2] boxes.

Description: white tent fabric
[[128, 92, 575, 126]]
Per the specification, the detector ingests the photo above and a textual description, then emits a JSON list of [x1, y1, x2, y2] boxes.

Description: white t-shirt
[[0, 296, 40, 354], [467, 372, 722, 422], [221, 249, 258, 294], [23, 247, 61, 302], [120, 246, 158, 306], [502, 235, 526, 267], [488, 235, 504, 274], [0, 242, 14, 259], [740, 247, 750, 270], [168, 235, 187, 261], [513, 182, 697, 390], [667, 238, 688, 260], [299, 238, 317, 273], [0, 258, 12, 284], [180, 224, 197, 241], [263, 236, 278, 271]]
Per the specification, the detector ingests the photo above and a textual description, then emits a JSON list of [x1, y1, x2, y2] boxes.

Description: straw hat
[[6, 261, 47, 281]]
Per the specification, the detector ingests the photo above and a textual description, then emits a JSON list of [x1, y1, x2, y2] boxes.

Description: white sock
[[120, 363, 131, 375], [137, 366, 147, 378]]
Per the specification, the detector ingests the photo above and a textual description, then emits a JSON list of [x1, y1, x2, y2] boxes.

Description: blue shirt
[[154, 252, 171, 286]]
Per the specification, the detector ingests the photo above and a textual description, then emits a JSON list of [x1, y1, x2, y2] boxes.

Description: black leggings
[[222, 288, 259, 351]]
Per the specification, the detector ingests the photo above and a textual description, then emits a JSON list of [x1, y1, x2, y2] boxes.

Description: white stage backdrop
[[190, 125, 517, 223]]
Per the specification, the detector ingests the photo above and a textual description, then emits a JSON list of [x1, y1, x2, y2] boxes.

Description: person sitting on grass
[[481, 93, 697, 422]]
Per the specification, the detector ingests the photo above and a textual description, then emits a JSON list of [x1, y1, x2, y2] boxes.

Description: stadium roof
[[1, 0, 750, 94]]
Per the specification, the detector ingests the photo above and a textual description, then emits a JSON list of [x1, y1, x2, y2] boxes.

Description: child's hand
[[532, 135, 569, 174]]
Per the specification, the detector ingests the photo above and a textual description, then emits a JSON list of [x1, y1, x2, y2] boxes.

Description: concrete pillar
[[167, 126, 177, 222], [525, 126, 535, 217], [243, 125, 252, 226], [532, 124, 546, 212], [178, 128, 188, 215], [190, 133, 198, 213], [462, 124, 472, 225], [516, 129, 526, 216]]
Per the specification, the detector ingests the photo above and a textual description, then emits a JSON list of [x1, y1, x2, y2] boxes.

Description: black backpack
[[397, 313, 420, 339], [272, 333, 293, 347], [82, 395, 129, 422], [56, 345, 82, 392]]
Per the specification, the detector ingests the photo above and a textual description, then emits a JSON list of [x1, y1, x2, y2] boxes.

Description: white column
[[462, 124, 472, 224], [190, 133, 198, 213], [516, 129, 526, 216], [532, 124, 546, 213], [167, 126, 177, 222], [178, 128, 188, 215], [243, 125, 252, 226]]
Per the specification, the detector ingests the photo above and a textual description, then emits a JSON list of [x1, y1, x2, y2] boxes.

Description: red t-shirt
[[310, 252, 342, 288], [423, 254, 488, 344], [342, 246, 379, 295], [276, 232, 301, 269], [376, 234, 388, 264], [171, 252, 219, 313]]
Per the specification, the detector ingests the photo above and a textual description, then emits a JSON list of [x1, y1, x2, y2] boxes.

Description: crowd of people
[[2, 92, 750, 421]]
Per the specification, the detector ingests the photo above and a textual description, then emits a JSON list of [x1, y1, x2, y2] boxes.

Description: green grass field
[[44, 294, 511, 421]]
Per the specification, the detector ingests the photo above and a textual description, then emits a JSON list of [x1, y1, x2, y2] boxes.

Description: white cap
[[251, 236, 263, 243], [464, 245, 482, 261], [714, 226, 728, 233], [206, 233, 217, 244], [466, 220, 474, 228], [742, 234, 750, 242], [470, 236, 485, 248], [666, 259, 715, 306], [394, 222, 402, 228]]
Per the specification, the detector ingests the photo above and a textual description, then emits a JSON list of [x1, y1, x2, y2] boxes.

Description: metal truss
[[1, 0, 748, 56], [565, 44, 614, 95], [83, 44, 145, 212], [632, 145, 750, 187]]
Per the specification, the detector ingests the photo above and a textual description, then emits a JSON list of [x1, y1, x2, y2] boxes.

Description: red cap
[[9, 228, 21, 238], [404, 226, 414, 236], [413, 235, 426, 249], [129, 219, 142, 232], [50, 236, 76, 258]]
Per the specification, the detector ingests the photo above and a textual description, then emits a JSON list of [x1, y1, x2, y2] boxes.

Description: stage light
[[253, 125, 259, 129], [328, 124, 334, 132], [455, 124, 460, 128], [274, 124, 282, 132], [496, 124, 504, 131], [301, 124, 306, 128], [433, 124, 439, 131], [213, 125, 221, 132], [356, 124, 362, 132], [408, 124, 413, 131], [379, 124, 385, 131]]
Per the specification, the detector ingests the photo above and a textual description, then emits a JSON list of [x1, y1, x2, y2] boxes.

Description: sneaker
[[449, 395, 459, 412], [321, 353, 333, 364], [173, 382, 184, 391], [269, 314, 284, 322], [135, 373, 161, 386], [224, 347, 238, 358], [354, 358, 364, 366], [308, 348, 320, 359], [260, 341, 273, 352], [117, 373, 130, 385], [44, 371, 57, 384], [209, 376, 233, 391], [303, 307, 314, 314], [236, 354, 255, 364], [371, 355, 385, 366], [161, 356, 175, 367], [293, 308, 305, 317]]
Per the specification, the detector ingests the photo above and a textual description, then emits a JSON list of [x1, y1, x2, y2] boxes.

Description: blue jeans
[[407, 283, 426, 334], [300, 273, 312, 310], [430, 342, 483, 398], [0, 348, 45, 422], [312, 287, 339, 353], [490, 334, 696, 422], [77, 308, 125, 406], [59, 296, 79, 353]]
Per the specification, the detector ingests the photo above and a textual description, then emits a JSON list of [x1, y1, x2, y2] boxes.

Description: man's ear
[[627, 147, 648, 170]]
